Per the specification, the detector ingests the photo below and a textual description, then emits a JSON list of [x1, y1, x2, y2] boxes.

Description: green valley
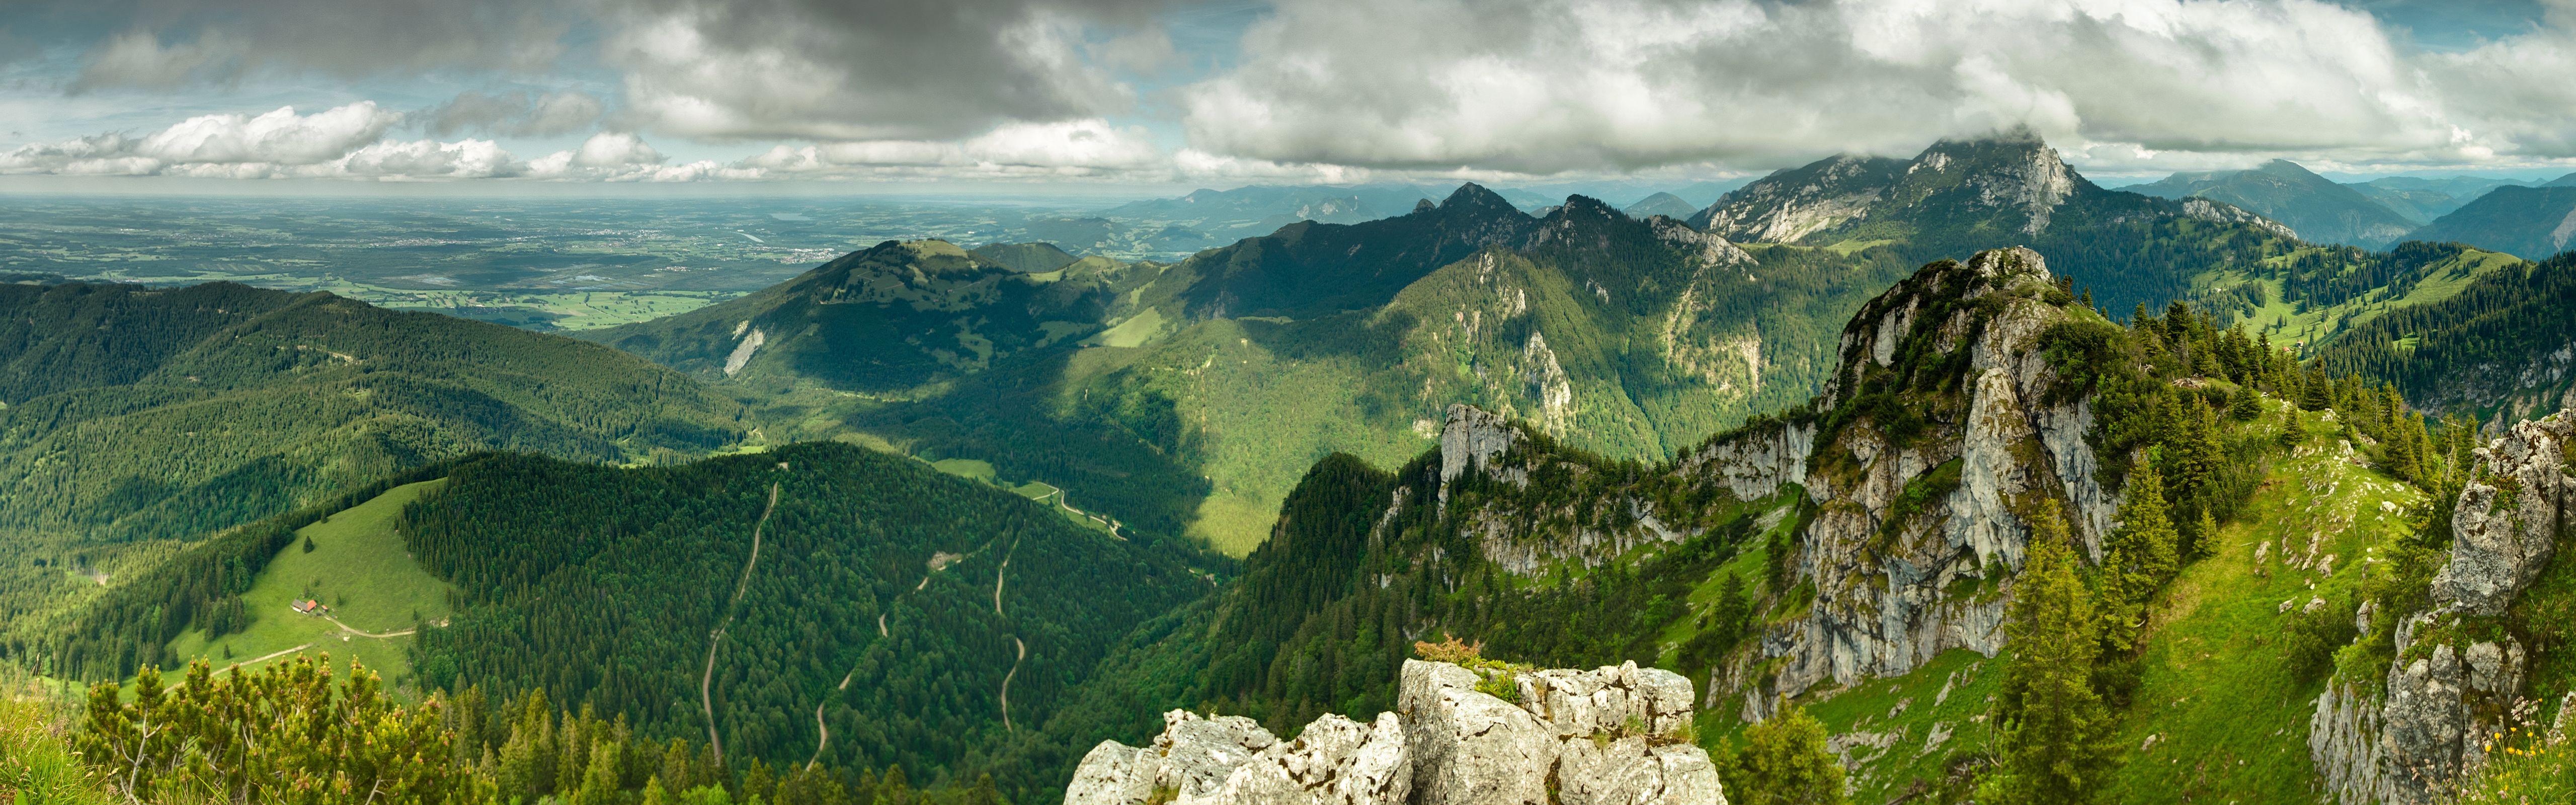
[[163, 478, 456, 685]]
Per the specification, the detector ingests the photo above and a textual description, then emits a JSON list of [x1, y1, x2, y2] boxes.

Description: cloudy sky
[[2, 0, 2571, 191]]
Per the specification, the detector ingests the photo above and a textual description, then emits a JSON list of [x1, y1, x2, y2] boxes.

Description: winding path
[[215, 642, 313, 676], [1000, 636, 1026, 733], [1023, 482, 1126, 540], [995, 540, 1023, 732], [700, 481, 780, 765], [319, 614, 415, 639]]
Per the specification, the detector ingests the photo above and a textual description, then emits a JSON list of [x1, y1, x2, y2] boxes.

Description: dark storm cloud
[[425, 91, 605, 138], [598, 0, 1182, 140], [6, 0, 573, 90], [9, 0, 1183, 141]]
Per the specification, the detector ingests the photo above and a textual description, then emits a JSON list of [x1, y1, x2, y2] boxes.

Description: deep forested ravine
[[701, 480, 780, 764]]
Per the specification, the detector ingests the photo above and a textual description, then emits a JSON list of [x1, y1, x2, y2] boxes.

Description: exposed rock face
[[1438, 401, 1701, 574], [1692, 154, 1904, 243], [2310, 410, 2574, 804], [1063, 660, 1726, 805], [1214, 713, 1411, 805], [1439, 404, 1520, 491], [1903, 133, 2075, 234], [1762, 247, 2115, 701], [2434, 414, 2575, 614], [2180, 197, 2300, 240], [1066, 711, 1277, 805], [1677, 419, 1816, 502]]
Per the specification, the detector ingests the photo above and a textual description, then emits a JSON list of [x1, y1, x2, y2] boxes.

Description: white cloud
[[133, 102, 402, 165], [571, 131, 664, 168], [338, 138, 519, 178], [739, 119, 1166, 178], [0, 102, 522, 179]]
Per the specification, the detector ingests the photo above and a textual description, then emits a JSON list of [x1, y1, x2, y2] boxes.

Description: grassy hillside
[[0, 281, 747, 646], [2209, 242, 2523, 347], [161, 478, 456, 688], [2102, 405, 2427, 803]]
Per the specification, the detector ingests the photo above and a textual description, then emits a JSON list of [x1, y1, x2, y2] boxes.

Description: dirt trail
[[1026, 482, 1125, 540], [993, 547, 1011, 617], [700, 481, 779, 765], [319, 615, 414, 639], [216, 642, 313, 675], [996, 539, 1023, 731], [1000, 636, 1026, 733]]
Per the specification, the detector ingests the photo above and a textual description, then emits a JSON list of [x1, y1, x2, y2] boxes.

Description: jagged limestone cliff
[[2310, 411, 2575, 804], [1428, 247, 2120, 714], [1065, 659, 1723, 805], [1742, 247, 2117, 710]]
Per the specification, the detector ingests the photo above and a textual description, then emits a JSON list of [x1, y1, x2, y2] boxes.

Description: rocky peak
[[1900, 134, 2078, 234], [1437, 183, 1522, 219], [1064, 659, 1725, 805], [1747, 247, 2112, 704]]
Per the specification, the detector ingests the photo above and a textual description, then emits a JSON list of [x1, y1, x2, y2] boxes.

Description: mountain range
[[19, 127, 2576, 805], [601, 131, 2576, 556], [2129, 159, 2421, 247]]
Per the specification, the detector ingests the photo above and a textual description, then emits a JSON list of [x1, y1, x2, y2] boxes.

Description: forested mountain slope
[[33, 440, 1218, 803], [2131, 159, 2419, 248], [589, 239, 1157, 392], [2405, 184, 2576, 261], [2348, 175, 2527, 224], [2313, 250, 2576, 427], [597, 187, 1923, 555], [0, 281, 746, 640]]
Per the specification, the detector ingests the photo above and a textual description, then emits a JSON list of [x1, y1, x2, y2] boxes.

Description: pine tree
[[643, 776, 672, 805], [1717, 702, 1845, 805], [967, 773, 1003, 805], [2228, 386, 2263, 421], [2300, 367, 2333, 411], [2278, 408, 2305, 451], [1995, 500, 2113, 803], [575, 741, 624, 805]]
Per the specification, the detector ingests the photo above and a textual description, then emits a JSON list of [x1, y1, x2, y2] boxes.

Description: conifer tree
[[1995, 501, 2113, 804], [2228, 386, 2263, 421], [1718, 702, 1845, 805], [2097, 466, 2177, 653]]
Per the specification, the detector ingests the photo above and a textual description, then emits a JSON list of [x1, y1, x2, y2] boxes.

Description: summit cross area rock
[[1062, 659, 1726, 805]]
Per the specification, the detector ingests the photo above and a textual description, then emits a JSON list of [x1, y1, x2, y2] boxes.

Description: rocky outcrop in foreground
[[1065, 659, 1726, 805], [2310, 411, 2574, 804]]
